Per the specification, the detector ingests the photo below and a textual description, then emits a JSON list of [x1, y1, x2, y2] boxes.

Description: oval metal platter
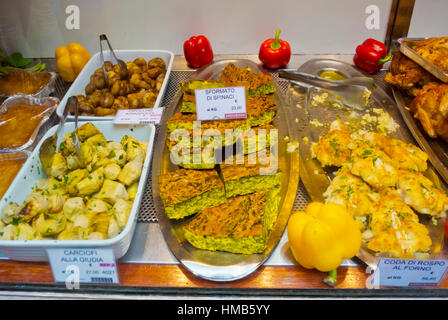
[[291, 58, 447, 270], [151, 59, 300, 281]]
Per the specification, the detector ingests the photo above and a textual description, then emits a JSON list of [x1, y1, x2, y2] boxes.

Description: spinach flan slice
[[220, 152, 281, 198], [235, 124, 277, 155], [180, 80, 225, 113], [220, 63, 276, 98], [158, 169, 226, 219], [246, 94, 277, 127], [184, 187, 281, 254]]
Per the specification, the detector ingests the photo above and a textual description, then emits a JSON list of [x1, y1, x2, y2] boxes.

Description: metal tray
[[291, 59, 447, 269], [392, 87, 448, 185], [0, 121, 155, 261], [0, 69, 58, 104], [398, 37, 448, 83], [0, 95, 60, 153], [151, 59, 300, 281]]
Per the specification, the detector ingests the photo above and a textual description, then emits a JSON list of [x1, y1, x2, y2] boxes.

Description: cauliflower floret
[[76, 167, 105, 196], [63, 197, 86, 221], [98, 179, 128, 204]]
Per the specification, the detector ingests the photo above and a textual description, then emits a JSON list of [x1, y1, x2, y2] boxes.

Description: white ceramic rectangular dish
[[56, 49, 174, 121], [0, 121, 155, 261]]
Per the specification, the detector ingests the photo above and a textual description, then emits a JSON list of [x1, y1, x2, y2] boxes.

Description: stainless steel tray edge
[[151, 59, 300, 281]]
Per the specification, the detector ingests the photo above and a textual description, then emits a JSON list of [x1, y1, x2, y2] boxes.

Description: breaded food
[[366, 188, 432, 259], [412, 37, 448, 73], [220, 152, 281, 198], [158, 169, 226, 219], [323, 167, 379, 218], [246, 94, 277, 127], [396, 169, 448, 217], [363, 131, 428, 172], [220, 63, 276, 98], [384, 51, 436, 96], [348, 140, 398, 189], [311, 120, 352, 167], [409, 82, 448, 141], [184, 188, 281, 254], [166, 112, 250, 169]]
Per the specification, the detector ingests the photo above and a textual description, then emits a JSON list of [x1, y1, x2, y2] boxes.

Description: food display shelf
[[1, 54, 448, 299]]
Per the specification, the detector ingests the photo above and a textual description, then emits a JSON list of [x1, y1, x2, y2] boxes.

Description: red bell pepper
[[183, 35, 214, 68], [353, 38, 391, 74], [259, 29, 291, 69]]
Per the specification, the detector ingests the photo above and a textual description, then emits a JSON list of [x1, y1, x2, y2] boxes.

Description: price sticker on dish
[[370, 258, 448, 287], [195, 86, 247, 121], [113, 108, 164, 125], [47, 248, 119, 286]]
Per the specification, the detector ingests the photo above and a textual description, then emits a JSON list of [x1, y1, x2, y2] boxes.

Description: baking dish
[[57, 49, 174, 121], [0, 121, 155, 261]]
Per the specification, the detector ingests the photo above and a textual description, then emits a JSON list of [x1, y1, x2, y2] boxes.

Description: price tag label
[[47, 248, 119, 286], [195, 86, 246, 121], [371, 258, 448, 287], [113, 108, 163, 125]]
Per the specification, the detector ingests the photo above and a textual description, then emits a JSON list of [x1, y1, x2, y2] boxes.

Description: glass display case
[[0, 0, 448, 301]]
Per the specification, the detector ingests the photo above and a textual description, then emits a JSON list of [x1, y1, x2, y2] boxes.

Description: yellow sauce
[[0, 159, 25, 199], [0, 104, 48, 149], [318, 70, 346, 81], [0, 69, 51, 95]]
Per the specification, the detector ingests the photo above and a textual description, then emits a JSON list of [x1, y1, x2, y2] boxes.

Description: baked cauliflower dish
[[0, 122, 147, 241]]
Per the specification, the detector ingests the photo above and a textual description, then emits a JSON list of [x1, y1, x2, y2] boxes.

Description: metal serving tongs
[[99, 34, 129, 87], [278, 70, 376, 110], [39, 96, 78, 176]]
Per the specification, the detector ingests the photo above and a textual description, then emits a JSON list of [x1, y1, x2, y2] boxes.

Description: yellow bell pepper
[[287, 202, 362, 285], [55, 43, 91, 82]]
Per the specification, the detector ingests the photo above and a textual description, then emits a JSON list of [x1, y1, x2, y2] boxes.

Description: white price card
[[195, 86, 246, 121], [47, 248, 119, 286], [113, 108, 163, 125], [371, 258, 448, 287]]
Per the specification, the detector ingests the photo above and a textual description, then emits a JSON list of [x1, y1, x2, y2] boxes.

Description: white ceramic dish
[[56, 49, 174, 121], [0, 121, 155, 261]]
